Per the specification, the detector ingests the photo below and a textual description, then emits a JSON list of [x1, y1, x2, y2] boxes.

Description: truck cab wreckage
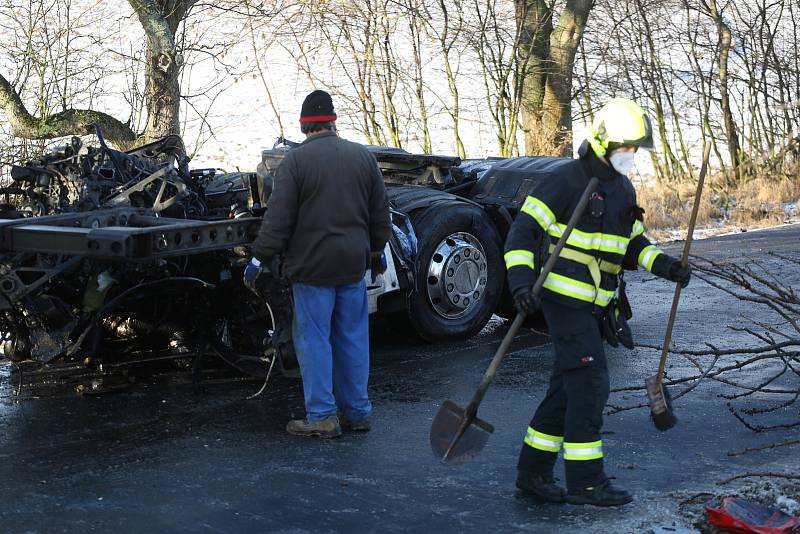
[[0, 131, 544, 383]]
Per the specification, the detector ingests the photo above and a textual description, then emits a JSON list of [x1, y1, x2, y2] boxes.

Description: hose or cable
[[246, 355, 275, 400], [264, 300, 276, 338], [246, 300, 277, 399]]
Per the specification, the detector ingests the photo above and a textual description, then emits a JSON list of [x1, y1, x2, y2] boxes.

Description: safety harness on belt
[[548, 243, 636, 348], [548, 243, 621, 293]]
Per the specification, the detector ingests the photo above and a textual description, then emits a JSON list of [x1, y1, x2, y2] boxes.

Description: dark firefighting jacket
[[504, 141, 674, 309]]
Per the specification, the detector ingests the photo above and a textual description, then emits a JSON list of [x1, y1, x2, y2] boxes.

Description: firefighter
[[245, 90, 391, 438], [504, 98, 691, 506]]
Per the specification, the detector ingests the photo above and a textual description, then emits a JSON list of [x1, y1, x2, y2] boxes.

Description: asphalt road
[[1, 224, 798, 533]]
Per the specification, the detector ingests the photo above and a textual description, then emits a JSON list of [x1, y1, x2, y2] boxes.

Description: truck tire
[[407, 202, 504, 341]]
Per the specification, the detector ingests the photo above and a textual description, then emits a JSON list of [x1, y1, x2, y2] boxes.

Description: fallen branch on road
[[717, 472, 800, 485], [608, 254, 800, 440], [727, 438, 800, 457]]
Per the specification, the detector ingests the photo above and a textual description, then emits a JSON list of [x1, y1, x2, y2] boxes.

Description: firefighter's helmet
[[588, 98, 654, 158]]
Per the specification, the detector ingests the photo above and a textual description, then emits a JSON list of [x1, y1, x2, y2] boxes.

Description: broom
[[647, 142, 711, 431]]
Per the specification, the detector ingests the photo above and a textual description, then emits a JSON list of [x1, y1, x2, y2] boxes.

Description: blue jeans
[[291, 280, 372, 422]]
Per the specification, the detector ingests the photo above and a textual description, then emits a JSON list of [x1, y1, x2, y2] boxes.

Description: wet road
[[1, 224, 798, 533]]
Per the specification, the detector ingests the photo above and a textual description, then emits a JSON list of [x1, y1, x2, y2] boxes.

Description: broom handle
[[463, 177, 600, 417], [656, 143, 712, 385]]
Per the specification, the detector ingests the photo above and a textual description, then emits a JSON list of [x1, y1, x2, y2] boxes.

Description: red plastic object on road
[[706, 497, 800, 533]]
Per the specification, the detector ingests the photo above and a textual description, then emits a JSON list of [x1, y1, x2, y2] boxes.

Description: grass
[[635, 170, 800, 242]]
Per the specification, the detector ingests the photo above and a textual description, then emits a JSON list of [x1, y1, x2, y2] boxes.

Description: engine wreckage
[[1, 130, 548, 382], [0, 131, 290, 378]]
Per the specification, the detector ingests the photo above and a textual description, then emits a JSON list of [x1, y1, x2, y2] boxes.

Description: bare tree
[[403, 0, 433, 153], [701, 0, 743, 183], [0, 0, 198, 148], [0, 0, 140, 148], [0, 0, 291, 152], [422, 0, 468, 157], [515, 0, 592, 156], [295, 1, 389, 145], [470, 0, 526, 157]]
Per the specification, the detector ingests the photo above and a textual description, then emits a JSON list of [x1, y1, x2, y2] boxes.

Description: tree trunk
[[408, 3, 432, 153], [128, 0, 196, 143], [517, 0, 592, 156], [707, 0, 742, 182], [515, 0, 552, 155]]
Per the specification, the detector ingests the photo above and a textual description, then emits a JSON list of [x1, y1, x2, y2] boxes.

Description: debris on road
[[609, 252, 800, 445], [705, 496, 800, 534], [678, 481, 800, 534]]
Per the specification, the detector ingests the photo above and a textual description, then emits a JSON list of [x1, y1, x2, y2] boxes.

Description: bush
[[635, 169, 800, 240]]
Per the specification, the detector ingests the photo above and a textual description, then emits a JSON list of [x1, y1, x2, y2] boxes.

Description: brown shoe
[[286, 416, 342, 438], [338, 412, 371, 432]]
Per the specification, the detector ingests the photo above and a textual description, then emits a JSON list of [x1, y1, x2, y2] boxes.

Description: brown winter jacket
[[250, 131, 391, 286]]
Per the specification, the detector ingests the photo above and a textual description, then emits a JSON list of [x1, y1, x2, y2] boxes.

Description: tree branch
[[0, 72, 138, 149], [717, 472, 800, 485], [727, 438, 800, 457]]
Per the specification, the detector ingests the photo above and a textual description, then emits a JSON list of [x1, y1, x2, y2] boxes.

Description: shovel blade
[[430, 400, 495, 464]]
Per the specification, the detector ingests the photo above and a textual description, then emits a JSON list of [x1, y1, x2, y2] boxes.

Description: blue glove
[[370, 251, 387, 283], [243, 258, 263, 294]]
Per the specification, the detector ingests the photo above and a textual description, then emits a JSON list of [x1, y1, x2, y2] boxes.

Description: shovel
[[430, 176, 600, 463]]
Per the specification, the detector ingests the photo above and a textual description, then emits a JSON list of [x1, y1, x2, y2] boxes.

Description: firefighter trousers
[[517, 299, 610, 491]]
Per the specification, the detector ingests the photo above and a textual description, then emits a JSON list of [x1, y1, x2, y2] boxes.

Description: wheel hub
[[426, 232, 488, 319]]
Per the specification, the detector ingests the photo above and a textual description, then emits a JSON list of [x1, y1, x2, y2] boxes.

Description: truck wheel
[[408, 203, 503, 341]]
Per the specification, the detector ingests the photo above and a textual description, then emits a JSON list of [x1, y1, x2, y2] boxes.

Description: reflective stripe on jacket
[[503, 141, 671, 309]]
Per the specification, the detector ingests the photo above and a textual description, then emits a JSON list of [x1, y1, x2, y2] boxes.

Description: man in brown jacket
[[244, 90, 391, 438]]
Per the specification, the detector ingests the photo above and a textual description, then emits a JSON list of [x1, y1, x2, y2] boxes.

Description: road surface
[[1, 224, 798, 533]]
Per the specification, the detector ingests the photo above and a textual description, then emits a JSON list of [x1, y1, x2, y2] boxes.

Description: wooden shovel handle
[[464, 177, 601, 416], [656, 143, 712, 385]]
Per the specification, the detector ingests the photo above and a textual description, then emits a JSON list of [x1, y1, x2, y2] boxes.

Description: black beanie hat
[[300, 90, 337, 123]]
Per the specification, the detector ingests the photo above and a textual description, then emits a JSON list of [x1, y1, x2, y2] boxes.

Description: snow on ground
[[663, 220, 798, 243], [658, 203, 800, 244]]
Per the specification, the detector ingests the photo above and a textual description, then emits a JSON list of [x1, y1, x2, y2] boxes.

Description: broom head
[[646, 374, 678, 431]]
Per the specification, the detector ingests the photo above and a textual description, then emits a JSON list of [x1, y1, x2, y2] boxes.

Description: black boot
[[566, 479, 632, 506], [515, 472, 567, 503]]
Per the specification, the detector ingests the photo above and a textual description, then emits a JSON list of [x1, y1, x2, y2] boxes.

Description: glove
[[616, 312, 634, 349], [243, 258, 263, 294], [600, 305, 620, 348], [668, 261, 691, 288], [369, 251, 387, 283], [600, 302, 635, 350], [513, 286, 541, 316]]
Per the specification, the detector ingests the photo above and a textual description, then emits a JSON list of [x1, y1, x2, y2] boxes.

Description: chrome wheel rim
[[426, 232, 488, 319]]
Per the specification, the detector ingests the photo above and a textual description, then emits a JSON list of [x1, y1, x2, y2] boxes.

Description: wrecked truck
[[0, 132, 542, 378]]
